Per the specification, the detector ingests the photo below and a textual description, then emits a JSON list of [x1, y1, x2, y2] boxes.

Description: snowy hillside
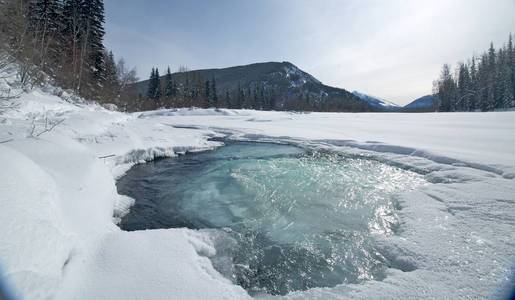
[[132, 62, 373, 112], [402, 95, 435, 111], [352, 91, 400, 110], [1, 86, 515, 299]]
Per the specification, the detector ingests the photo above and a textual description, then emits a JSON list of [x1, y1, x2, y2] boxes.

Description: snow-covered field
[[1, 88, 514, 299]]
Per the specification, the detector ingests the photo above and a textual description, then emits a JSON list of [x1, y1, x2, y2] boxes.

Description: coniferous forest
[[2, 1, 514, 113], [0, 0, 138, 105], [433, 35, 515, 112]]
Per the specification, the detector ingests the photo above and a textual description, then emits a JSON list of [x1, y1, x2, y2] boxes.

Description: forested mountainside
[[402, 95, 436, 112], [130, 62, 377, 112]]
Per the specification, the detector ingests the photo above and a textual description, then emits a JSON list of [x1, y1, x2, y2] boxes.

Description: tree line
[[141, 66, 278, 111], [141, 66, 371, 112], [433, 34, 515, 112], [0, 0, 137, 106]]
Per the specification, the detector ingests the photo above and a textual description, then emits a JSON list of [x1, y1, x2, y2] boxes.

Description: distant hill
[[402, 95, 436, 112], [351, 91, 399, 111], [131, 62, 379, 112]]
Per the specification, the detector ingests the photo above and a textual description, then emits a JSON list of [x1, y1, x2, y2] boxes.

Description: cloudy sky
[[104, 0, 515, 105]]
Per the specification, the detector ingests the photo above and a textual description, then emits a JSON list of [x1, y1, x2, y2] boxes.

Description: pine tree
[[154, 67, 161, 101], [246, 86, 252, 109], [102, 50, 119, 100], [172, 80, 178, 97], [478, 54, 490, 111], [509, 34, 515, 105], [457, 63, 471, 111], [501, 64, 513, 108], [147, 67, 156, 99], [435, 64, 456, 112], [204, 80, 210, 107], [61, 0, 106, 97], [164, 67, 173, 98], [433, 34, 515, 112], [183, 78, 189, 99], [485, 43, 497, 110], [211, 77, 218, 107], [469, 57, 479, 111], [27, 0, 62, 74], [83, 0, 106, 85], [224, 90, 231, 108], [269, 89, 277, 110], [235, 83, 243, 109]]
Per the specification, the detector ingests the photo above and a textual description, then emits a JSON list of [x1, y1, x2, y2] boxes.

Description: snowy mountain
[[351, 91, 400, 110], [402, 95, 435, 112], [132, 62, 378, 112]]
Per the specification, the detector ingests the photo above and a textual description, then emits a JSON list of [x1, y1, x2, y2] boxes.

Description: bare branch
[[27, 114, 65, 138]]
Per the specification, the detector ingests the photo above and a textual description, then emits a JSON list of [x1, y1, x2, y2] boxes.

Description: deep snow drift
[[0, 87, 514, 299]]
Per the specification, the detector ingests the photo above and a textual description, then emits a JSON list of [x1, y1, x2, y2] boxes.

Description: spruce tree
[[469, 57, 479, 111], [509, 34, 515, 104], [478, 54, 490, 111], [235, 83, 243, 109], [83, 0, 106, 85], [224, 90, 231, 108], [61, 0, 106, 96], [457, 63, 471, 111], [27, 0, 62, 74], [164, 67, 173, 99], [501, 64, 513, 108], [147, 68, 156, 99], [204, 80, 210, 107], [154, 67, 161, 101], [103, 50, 119, 100], [211, 77, 218, 107], [436, 64, 456, 112]]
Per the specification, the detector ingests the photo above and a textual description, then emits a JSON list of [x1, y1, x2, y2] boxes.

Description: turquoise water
[[118, 142, 425, 295]]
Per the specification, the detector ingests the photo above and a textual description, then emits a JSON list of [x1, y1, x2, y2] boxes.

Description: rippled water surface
[[118, 142, 426, 295]]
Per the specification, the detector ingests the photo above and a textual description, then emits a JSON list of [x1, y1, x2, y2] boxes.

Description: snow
[[1, 86, 514, 299], [352, 91, 400, 108]]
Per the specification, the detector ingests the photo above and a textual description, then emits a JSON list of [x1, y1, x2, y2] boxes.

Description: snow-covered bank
[[1, 89, 514, 299]]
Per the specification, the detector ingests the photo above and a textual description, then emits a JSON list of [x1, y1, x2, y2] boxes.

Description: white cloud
[[105, 0, 515, 105]]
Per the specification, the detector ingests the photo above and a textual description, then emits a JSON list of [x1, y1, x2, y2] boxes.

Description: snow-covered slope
[[352, 91, 400, 110], [403, 95, 435, 111], [1, 87, 515, 300]]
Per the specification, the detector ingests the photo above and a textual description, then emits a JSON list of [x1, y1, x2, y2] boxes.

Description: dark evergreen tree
[[469, 57, 479, 111], [486, 43, 497, 110], [434, 34, 515, 112], [204, 80, 210, 107], [435, 64, 456, 112], [27, 0, 62, 74], [457, 63, 471, 111], [211, 77, 218, 107], [83, 0, 106, 85], [510, 34, 515, 100], [224, 90, 231, 108], [102, 50, 119, 99], [245, 86, 252, 108], [478, 54, 489, 111], [154, 67, 161, 101], [61, 0, 106, 97], [172, 80, 178, 97], [147, 67, 158, 99], [164, 67, 173, 98], [235, 83, 243, 109]]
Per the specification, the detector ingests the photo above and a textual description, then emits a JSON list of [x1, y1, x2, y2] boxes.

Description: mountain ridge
[[402, 95, 436, 112], [351, 91, 400, 110], [131, 61, 379, 112]]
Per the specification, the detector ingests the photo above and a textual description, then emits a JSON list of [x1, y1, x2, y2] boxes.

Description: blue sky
[[104, 0, 515, 105]]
